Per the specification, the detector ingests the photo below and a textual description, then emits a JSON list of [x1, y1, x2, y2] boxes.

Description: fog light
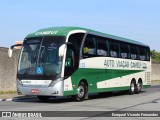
[[53, 91, 59, 94]]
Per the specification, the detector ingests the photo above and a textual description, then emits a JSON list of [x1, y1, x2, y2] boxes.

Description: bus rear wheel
[[135, 81, 142, 94], [72, 81, 87, 102], [37, 96, 50, 101], [129, 80, 136, 95]]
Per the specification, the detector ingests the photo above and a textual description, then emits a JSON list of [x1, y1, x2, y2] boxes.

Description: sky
[[0, 0, 160, 51]]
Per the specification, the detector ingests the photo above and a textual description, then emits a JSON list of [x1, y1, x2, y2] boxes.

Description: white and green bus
[[8, 27, 151, 101]]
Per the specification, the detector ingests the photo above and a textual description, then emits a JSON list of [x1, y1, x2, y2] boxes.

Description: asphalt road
[[0, 85, 160, 120]]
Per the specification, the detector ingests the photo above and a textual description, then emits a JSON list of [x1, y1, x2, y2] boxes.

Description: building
[[15, 41, 23, 49]]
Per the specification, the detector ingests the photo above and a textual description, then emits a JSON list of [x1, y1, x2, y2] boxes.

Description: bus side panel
[[63, 57, 151, 96]]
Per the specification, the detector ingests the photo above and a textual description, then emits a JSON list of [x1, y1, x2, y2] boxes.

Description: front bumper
[[17, 80, 64, 96]]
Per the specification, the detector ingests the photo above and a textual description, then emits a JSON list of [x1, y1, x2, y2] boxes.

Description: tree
[[150, 50, 160, 63]]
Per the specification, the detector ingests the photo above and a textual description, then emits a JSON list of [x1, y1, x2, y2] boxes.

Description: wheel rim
[[137, 82, 142, 91], [78, 85, 85, 98], [131, 83, 135, 92]]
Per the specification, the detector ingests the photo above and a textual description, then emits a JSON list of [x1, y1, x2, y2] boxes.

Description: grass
[[152, 80, 160, 83], [0, 91, 17, 95], [151, 80, 160, 85], [0, 91, 18, 99]]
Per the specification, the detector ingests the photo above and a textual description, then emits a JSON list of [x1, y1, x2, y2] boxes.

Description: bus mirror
[[8, 47, 13, 58], [59, 44, 67, 57], [8, 44, 22, 58]]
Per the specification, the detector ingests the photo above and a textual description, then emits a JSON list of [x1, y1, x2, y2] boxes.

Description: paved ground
[[0, 85, 160, 120]]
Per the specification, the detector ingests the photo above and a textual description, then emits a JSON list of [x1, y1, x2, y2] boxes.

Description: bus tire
[[37, 96, 50, 101], [129, 80, 136, 95], [72, 81, 87, 102], [135, 80, 143, 94]]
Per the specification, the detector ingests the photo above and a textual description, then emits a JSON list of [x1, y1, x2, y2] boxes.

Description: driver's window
[[64, 48, 75, 78], [65, 49, 74, 67]]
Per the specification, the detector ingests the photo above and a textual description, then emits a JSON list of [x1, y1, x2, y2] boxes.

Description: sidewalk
[[0, 94, 36, 101], [0, 93, 36, 101]]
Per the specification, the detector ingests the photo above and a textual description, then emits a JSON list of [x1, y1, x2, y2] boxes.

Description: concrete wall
[[0, 47, 160, 92], [0, 47, 19, 92], [151, 63, 160, 80]]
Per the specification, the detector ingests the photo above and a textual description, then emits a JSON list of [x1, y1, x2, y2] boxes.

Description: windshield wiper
[[23, 67, 35, 77], [23, 68, 31, 77]]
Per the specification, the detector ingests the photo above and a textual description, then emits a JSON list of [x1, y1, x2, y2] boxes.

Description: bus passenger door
[[64, 48, 75, 78]]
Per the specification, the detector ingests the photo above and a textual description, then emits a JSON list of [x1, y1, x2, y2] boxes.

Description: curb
[[0, 96, 36, 102], [0, 98, 12, 101]]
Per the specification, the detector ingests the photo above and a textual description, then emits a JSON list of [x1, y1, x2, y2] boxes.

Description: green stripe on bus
[[64, 85, 150, 96], [72, 68, 143, 85], [64, 68, 144, 96], [143, 85, 151, 88], [64, 86, 129, 96]]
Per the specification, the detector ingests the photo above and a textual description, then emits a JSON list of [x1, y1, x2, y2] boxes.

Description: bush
[[151, 50, 160, 63]]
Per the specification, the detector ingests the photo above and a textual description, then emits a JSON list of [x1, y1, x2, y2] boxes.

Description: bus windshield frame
[[17, 36, 65, 80]]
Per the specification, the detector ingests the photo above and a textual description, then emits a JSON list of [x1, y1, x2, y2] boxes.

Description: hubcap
[[131, 83, 135, 92], [78, 85, 85, 98], [137, 82, 142, 91]]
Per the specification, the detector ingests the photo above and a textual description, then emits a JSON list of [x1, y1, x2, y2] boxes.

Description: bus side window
[[139, 47, 146, 61], [120, 43, 129, 59], [130, 45, 138, 60], [97, 37, 108, 56], [109, 42, 119, 58], [83, 35, 96, 58], [146, 47, 150, 61]]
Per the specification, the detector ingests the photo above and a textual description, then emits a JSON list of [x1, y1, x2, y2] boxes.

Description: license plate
[[31, 89, 39, 93]]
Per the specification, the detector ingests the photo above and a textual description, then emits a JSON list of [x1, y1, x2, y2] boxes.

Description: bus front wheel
[[72, 81, 87, 102]]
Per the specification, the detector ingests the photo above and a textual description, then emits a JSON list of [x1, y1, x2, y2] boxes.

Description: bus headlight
[[18, 79, 23, 86], [48, 78, 62, 87]]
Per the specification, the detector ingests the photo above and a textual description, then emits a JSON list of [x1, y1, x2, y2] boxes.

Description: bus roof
[[26, 26, 149, 47]]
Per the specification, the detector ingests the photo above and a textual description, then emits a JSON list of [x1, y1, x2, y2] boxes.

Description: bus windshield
[[18, 36, 65, 78]]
